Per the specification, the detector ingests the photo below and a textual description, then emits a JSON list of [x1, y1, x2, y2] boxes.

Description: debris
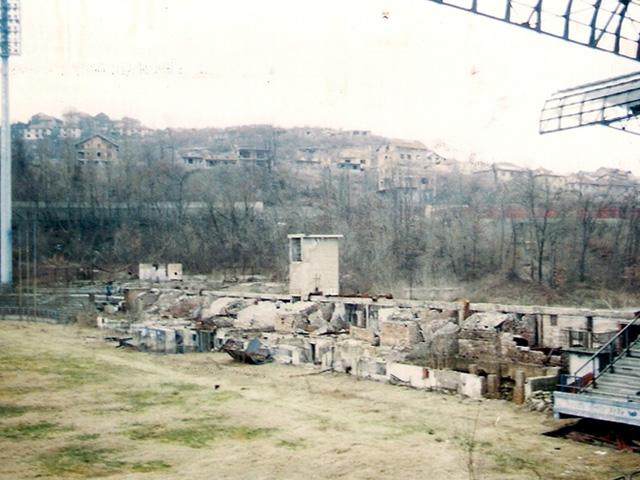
[[104, 336, 138, 350], [544, 419, 640, 452], [235, 302, 279, 330], [289, 368, 333, 378], [201, 297, 250, 319], [525, 390, 553, 413], [222, 338, 272, 365]]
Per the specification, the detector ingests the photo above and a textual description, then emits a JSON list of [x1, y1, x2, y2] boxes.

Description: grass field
[[0, 321, 638, 479]]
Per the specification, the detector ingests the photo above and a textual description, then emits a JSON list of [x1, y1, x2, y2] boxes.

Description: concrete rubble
[[96, 287, 633, 405], [526, 391, 553, 413]]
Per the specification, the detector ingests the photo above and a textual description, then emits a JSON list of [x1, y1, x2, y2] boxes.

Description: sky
[[10, 0, 640, 174]]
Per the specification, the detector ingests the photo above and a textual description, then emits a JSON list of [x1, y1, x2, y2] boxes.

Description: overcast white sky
[[11, 0, 640, 174]]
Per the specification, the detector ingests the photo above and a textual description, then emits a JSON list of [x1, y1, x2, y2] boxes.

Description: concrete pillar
[[457, 299, 470, 323], [513, 370, 526, 405], [487, 374, 500, 399]]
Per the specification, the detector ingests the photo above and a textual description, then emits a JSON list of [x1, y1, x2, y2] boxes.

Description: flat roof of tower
[[287, 234, 343, 239]]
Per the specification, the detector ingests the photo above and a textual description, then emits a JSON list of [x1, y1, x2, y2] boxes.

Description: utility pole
[[0, 0, 19, 288]]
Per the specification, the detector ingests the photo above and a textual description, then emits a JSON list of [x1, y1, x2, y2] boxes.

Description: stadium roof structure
[[426, 0, 640, 135], [426, 0, 640, 62], [540, 70, 640, 135]]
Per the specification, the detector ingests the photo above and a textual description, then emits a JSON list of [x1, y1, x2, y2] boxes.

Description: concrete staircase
[[587, 339, 640, 401], [554, 318, 640, 427]]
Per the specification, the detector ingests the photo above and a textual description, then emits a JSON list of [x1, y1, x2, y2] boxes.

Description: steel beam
[[424, 0, 640, 62]]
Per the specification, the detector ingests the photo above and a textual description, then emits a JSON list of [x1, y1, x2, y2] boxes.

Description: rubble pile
[[526, 391, 553, 413], [95, 287, 563, 403]]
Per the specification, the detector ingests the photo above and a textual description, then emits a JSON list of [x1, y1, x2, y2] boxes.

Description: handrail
[[571, 311, 640, 391]]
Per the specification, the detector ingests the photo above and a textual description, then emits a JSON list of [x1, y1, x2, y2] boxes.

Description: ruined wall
[[541, 314, 619, 349], [167, 264, 183, 280], [380, 320, 421, 349], [350, 325, 377, 344], [387, 363, 486, 399], [111, 288, 634, 395], [289, 237, 340, 297], [274, 302, 318, 333], [138, 263, 183, 282], [524, 373, 559, 399], [457, 313, 558, 377]]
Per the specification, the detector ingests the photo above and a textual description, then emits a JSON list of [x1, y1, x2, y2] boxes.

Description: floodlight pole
[[0, 0, 11, 288]]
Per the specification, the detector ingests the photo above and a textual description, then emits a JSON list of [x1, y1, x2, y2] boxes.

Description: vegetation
[[12, 124, 640, 305], [0, 350, 118, 389], [0, 403, 28, 418], [116, 383, 204, 412], [1, 321, 638, 480], [0, 421, 71, 440], [38, 444, 171, 477], [127, 418, 273, 448]]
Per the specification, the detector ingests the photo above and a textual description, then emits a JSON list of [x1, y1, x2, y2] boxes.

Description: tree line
[[11, 136, 640, 301]]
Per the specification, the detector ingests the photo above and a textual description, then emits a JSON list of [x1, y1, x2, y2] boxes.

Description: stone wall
[[380, 320, 421, 349], [350, 325, 377, 344], [387, 362, 486, 399], [524, 373, 560, 399]]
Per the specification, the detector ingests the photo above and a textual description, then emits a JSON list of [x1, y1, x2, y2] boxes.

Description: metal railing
[[561, 328, 617, 350], [561, 312, 640, 392], [0, 305, 68, 323]]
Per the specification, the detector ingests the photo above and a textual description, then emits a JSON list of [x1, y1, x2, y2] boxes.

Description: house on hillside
[[112, 117, 153, 137], [375, 140, 432, 197], [93, 113, 113, 135], [60, 111, 93, 139], [59, 126, 83, 139], [237, 146, 271, 165], [295, 147, 323, 168], [533, 168, 566, 190], [76, 135, 119, 165], [566, 168, 638, 198], [181, 149, 238, 169], [337, 147, 371, 171], [472, 162, 529, 187], [22, 113, 62, 140]]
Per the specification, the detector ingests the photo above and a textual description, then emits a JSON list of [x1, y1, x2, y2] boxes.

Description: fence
[[0, 306, 71, 323]]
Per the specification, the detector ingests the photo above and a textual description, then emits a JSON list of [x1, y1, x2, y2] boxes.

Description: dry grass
[[0, 321, 638, 479]]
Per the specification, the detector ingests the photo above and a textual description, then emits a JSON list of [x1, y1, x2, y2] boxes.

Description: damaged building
[[98, 281, 636, 407], [87, 235, 639, 423]]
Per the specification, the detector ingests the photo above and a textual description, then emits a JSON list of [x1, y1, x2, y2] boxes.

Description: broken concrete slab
[[235, 301, 280, 330], [350, 325, 377, 345], [380, 320, 421, 349], [201, 296, 252, 319], [168, 296, 201, 318], [273, 302, 319, 333], [461, 312, 516, 331]]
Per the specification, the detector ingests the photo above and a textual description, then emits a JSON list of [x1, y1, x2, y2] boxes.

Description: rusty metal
[[222, 338, 272, 365]]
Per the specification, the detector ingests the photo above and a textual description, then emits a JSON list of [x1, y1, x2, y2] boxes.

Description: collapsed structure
[[94, 236, 639, 427], [99, 284, 639, 410]]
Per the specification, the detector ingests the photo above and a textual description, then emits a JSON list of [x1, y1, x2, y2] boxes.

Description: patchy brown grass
[[0, 321, 638, 480]]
